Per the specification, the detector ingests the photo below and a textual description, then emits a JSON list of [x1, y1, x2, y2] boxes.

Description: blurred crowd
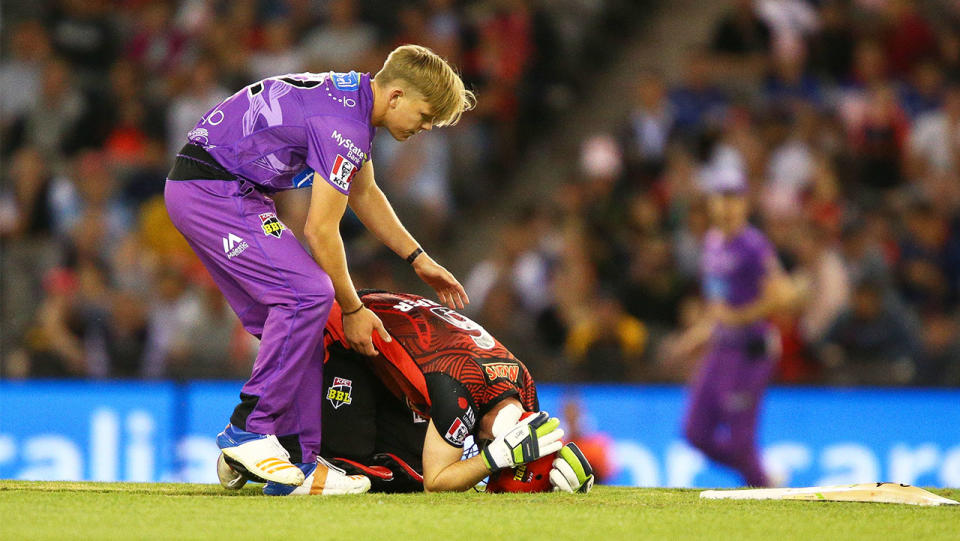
[[465, 0, 960, 386], [0, 0, 640, 379], [6, 0, 960, 389]]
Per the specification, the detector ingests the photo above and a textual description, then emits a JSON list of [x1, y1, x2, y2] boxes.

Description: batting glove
[[550, 442, 595, 494], [481, 411, 564, 472]]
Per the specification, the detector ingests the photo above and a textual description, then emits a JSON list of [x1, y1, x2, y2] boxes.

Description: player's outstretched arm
[[348, 160, 468, 309], [306, 174, 390, 356]]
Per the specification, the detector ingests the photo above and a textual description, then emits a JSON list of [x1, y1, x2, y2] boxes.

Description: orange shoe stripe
[[264, 464, 296, 473], [310, 465, 329, 495]]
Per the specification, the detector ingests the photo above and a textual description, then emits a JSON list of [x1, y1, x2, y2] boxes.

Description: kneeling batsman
[[218, 290, 594, 494]]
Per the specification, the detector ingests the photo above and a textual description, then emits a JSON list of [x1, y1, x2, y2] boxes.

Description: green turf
[[1, 482, 957, 541]]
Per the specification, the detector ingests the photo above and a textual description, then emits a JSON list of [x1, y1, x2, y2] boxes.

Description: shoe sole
[[217, 453, 248, 490]]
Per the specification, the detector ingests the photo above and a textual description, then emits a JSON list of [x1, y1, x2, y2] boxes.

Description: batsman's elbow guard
[[550, 442, 595, 494]]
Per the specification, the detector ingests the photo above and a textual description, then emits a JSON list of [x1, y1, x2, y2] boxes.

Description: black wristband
[[405, 247, 424, 264], [342, 304, 364, 316]]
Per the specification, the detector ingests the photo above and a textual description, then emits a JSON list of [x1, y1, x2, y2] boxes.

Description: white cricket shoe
[[216, 424, 305, 486], [263, 456, 371, 496]]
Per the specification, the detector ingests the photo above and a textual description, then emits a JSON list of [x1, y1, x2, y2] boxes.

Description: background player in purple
[[164, 45, 475, 494], [673, 167, 800, 487]]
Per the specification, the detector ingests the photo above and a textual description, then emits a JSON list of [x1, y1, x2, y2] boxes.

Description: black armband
[[405, 247, 424, 265]]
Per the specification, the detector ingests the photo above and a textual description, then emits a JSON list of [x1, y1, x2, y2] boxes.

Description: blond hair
[[375, 44, 476, 127]]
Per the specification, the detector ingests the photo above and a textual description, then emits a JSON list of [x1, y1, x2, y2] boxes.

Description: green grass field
[[1, 481, 957, 540]]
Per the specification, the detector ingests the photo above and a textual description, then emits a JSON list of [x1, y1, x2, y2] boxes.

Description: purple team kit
[[685, 225, 776, 487], [165, 71, 373, 463]]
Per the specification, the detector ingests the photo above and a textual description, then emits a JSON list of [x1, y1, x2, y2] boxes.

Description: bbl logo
[[259, 212, 286, 238], [326, 377, 353, 409]]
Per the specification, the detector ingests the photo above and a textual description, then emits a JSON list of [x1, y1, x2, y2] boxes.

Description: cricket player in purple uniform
[[164, 45, 475, 495], [677, 168, 798, 487]]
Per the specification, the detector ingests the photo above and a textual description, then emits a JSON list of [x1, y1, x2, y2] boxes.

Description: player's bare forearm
[[305, 229, 362, 310], [305, 175, 362, 311], [670, 318, 715, 361], [716, 275, 796, 326], [348, 161, 419, 258], [421, 420, 489, 492], [423, 455, 490, 492]]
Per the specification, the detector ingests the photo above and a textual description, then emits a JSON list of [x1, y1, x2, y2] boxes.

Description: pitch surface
[[1, 481, 957, 540]]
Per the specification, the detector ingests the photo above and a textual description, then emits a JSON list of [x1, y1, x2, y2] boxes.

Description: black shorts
[[320, 344, 428, 472]]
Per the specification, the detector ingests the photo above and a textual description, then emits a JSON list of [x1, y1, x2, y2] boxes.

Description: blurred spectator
[[807, 0, 855, 82], [248, 18, 304, 81], [17, 57, 87, 163], [913, 310, 960, 386], [51, 149, 132, 243], [0, 21, 52, 135], [300, 0, 377, 72], [882, 0, 937, 78], [895, 198, 960, 310], [0, 146, 56, 238], [565, 290, 647, 381], [898, 59, 943, 120], [755, 0, 819, 55], [165, 273, 255, 380], [847, 84, 910, 191], [373, 130, 454, 244], [165, 57, 230, 156], [125, 2, 188, 77], [46, 0, 118, 81], [710, 0, 773, 57], [818, 278, 918, 385], [908, 83, 960, 179], [762, 106, 817, 218], [105, 290, 150, 378], [792, 224, 849, 344], [668, 49, 728, 141], [620, 70, 673, 182], [464, 207, 562, 351], [6, 268, 85, 377], [763, 43, 822, 110], [620, 232, 689, 330]]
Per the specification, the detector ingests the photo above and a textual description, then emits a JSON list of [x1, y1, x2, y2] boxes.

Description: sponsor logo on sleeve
[[326, 377, 353, 409], [330, 130, 366, 162], [328, 154, 358, 192], [187, 127, 209, 145], [331, 71, 360, 91], [292, 167, 315, 188], [444, 417, 469, 445], [462, 407, 476, 430], [481, 362, 520, 383], [259, 212, 287, 238]]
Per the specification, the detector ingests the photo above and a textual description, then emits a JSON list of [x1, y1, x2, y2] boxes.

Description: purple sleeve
[[305, 116, 369, 195]]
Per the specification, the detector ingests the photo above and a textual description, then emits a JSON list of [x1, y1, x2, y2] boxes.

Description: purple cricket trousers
[[165, 178, 332, 463], [683, 343, 775, 487]]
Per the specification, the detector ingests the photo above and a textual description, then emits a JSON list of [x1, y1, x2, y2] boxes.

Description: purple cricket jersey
[[186, 71, 375, 195], [701, 225, 775, 345]]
